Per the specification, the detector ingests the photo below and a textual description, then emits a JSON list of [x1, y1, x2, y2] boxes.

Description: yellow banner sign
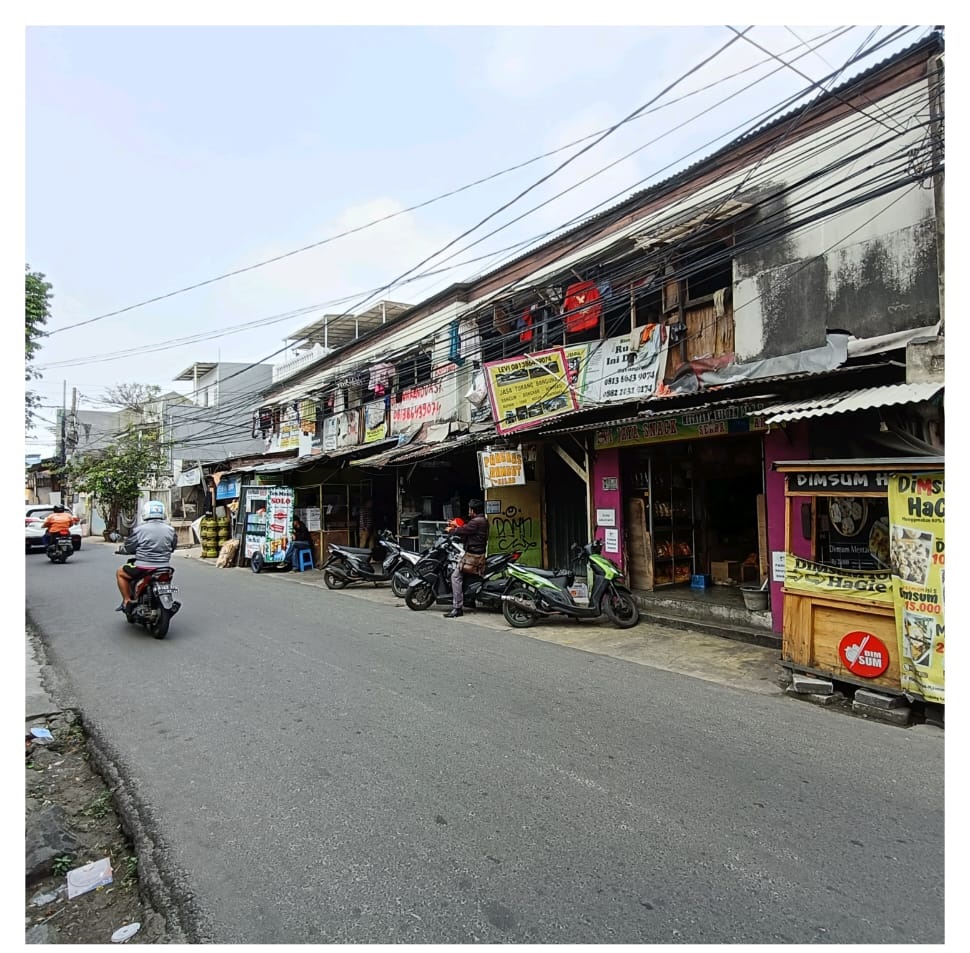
[[484, 348, 578, 435], [889, 472, 945, 704], [783, 554, 893, 605], [479, 450, 525, 488]]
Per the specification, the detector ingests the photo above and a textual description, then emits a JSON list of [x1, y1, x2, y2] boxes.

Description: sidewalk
[[183, 546, 789, 697]]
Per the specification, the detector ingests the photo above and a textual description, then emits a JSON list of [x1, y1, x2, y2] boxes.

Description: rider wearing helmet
[[115, 500, 178, 611], [42, 503, 79, 547]]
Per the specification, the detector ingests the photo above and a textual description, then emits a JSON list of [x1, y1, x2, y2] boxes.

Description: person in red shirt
[[42, 505, 79, 547]]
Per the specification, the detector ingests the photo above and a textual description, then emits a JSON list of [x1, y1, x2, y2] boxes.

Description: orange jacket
[[43, 512, 78, 535]]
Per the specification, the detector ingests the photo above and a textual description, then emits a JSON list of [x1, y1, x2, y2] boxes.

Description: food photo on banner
[[484, 347, 578, 435], [888, 472, 944, 703]]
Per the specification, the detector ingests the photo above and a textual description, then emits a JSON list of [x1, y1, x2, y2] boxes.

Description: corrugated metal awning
[[754, 382, 943, 425]]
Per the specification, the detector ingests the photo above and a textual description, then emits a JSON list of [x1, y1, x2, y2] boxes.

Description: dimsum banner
[[783, 555, 893, 605], [888, 472, 945, 704]]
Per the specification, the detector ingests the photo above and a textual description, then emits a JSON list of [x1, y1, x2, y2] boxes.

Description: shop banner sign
[[363, 400, 388, 443], [479, 449, 526, 488], [594, 402, 768, 449], [299, 399, 317, 435], [576, 327, 664, 405], [783, 554, 893, 605], [322, 416, 338, 452], [391, 380, 451, 435], [265, 487, 294, 561], [279, 406, 300, 450], [484, 347, 578, 435], [215, 475, 240, 500], [888, 472, 945, 704], [323, 409, 360, 449], [790, 470, 891, 492]]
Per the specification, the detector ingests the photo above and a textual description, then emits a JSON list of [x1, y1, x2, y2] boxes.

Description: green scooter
[[501, 539, 640, 629]]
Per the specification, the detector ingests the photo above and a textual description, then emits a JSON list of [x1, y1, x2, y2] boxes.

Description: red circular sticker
[[838, 631, 890, 678]]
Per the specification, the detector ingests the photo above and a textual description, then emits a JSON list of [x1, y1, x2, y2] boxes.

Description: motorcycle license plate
[[154, 585, 177, 596]]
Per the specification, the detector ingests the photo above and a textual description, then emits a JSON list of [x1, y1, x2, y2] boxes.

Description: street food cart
[[241, 485, 295, 573], [774, 457, 944, 702]]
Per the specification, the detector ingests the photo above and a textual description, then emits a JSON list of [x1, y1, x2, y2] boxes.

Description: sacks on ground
[[215, 538, 239, 568]]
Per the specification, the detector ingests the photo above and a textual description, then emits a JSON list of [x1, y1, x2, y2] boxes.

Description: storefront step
[[631, 599, 781, 650]]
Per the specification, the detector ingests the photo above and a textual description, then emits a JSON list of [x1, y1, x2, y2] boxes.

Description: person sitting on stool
[[282, 517, 312, 569]]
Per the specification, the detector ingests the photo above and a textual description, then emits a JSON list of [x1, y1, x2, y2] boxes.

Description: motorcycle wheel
[[602, 589, 640, 629], [404, 582, 435, 611], [391, 567, 415, 598], [250, 552, 263, 574], [502, 585, 538, 628], [323, 569, 348, 590], [147, 606, 171, 639]]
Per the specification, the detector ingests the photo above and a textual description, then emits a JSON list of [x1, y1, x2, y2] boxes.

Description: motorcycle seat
[[332, 546, 377, 556]]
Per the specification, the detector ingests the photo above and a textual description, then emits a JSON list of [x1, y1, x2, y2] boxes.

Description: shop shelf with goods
[[627, 449, 697, 589]]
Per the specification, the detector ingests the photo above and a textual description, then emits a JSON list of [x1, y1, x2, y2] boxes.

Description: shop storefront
[[591, 401, 770, 593], [774, 458, 944, 701]]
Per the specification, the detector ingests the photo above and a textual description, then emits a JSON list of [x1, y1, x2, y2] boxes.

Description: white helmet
[[142, 500, 166, 521]]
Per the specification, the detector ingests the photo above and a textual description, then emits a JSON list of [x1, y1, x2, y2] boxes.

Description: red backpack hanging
[[562, 280, 602, 334]]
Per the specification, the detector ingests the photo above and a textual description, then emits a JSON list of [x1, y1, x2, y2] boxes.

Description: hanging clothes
[[518, 306, 534, 344], [562, 280, 602, 334], [368, 361, 395, 396], [458, 316, 483, 362]]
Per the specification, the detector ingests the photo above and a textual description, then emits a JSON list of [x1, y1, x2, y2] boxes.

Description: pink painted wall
[[591, 447, 624, 569], [764, 422, 811, 632]]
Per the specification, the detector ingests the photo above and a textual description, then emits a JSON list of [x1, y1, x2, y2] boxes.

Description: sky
[[19, 10, 943, 460]]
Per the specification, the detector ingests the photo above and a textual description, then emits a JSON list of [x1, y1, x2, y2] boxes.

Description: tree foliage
[[64, 428, 168, 539], [25, 266, 53, 431], [103, 382, 163, 415]]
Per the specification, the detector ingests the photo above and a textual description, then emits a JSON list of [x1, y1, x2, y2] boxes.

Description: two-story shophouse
[[229, 34, 944, 694]]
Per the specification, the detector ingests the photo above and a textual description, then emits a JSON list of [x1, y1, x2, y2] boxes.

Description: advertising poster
[[479, 449, 525, 488], [279, 406, 300, 450], [322, 416, 338, 452], [338, 409, 361, 448], [364, 400, 388, 443], [782, 554, 893, 605], [484, 347, 578, 435], [594, 401, 768, 449], [823, 497, 891, 571], [888, 472, 945, 704], [577, 327, 665, 405], [264, 487, 294, 562]]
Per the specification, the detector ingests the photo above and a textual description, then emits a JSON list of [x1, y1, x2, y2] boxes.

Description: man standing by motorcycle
[[115, 501, 178, 612], [41, 503, 79, 548], [443, 499, 489, 619]]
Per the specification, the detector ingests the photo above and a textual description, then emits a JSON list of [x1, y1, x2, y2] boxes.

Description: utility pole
[[60, 380, 67, 467]]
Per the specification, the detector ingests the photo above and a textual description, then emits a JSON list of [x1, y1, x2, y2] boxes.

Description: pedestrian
[[443, 499, 489, 618], [359, 497, 375, 551], [281, 517, 312, 569]]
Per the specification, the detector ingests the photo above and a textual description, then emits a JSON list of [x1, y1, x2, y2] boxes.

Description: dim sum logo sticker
[[838, 631, 890, 678]]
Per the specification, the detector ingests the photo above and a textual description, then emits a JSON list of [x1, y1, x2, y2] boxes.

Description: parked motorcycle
[[116, 551, 181, 639], [46, 531, 74, 564], [501, 539, 640, 629], [383, 537, 422, 598], [403, 533, 522, 612], [322, 530, 415, 593]]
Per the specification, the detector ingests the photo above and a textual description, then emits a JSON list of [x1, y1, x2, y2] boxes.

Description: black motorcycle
[[403, 534, 522, 612], [323, 530, 415, 594], [46, 531, 74, 564], [115, 551, 181, 639]]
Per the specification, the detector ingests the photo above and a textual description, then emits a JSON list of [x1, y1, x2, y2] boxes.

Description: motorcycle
[[46, 531, 74, 564], [116, 550, 181, 639], [383, 537, 423, 598], [501, 539, 640, 629], [403, 533, 522, 612], [322, 530, 414, 593]]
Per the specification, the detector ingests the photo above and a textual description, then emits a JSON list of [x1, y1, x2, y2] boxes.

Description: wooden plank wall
[[662, 302, 734, 382]]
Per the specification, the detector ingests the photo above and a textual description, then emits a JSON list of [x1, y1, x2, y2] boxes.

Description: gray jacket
[[123, 520, 178, 567]]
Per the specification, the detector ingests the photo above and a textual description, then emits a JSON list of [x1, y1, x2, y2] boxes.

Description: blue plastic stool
[[295, 549, 314, 572]]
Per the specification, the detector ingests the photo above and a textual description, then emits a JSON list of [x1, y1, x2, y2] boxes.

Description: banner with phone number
[[888, 471, 945, 704]]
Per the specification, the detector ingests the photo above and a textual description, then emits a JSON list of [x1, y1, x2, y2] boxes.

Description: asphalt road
[[26, 542, 945, 944]]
